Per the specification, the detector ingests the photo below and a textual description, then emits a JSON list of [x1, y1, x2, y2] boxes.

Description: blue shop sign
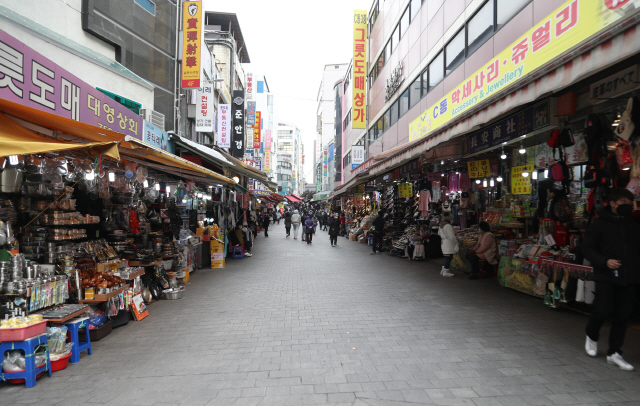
[[143, 120, 175, 153], [467, 99, 549, 155]]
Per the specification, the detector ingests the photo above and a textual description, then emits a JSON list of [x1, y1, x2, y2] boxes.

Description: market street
[[1, 222, 639, 406]]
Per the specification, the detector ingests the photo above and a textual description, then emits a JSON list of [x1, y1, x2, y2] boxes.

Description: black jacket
[[372, 215, 385, 233], [582, 207, 640, 286], [328, 218, 340, 237], [262, 215, 271, 227], [284, 213, 292, 226]]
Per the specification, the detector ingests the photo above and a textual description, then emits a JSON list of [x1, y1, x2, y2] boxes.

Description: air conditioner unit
[[139, 109, 165, 131]]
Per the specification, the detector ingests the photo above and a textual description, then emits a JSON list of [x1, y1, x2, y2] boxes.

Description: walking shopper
[[284, 210, 292, 237], [262, 212, 271, 238], [438, 213, 457, 277], [304, 216, 315, 244], [339, 212, 346, 236], [312, 213, 318, 234], [468, 221, 496, 279], [291, 210, 301, 240], [322, 211, 329, 231], [370, 210, 385, 255], [329, 213, 340, 247], [582, 188, 640, 371]]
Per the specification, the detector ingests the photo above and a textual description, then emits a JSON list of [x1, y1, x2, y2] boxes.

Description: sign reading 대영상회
[[409, 0, 640, 142]]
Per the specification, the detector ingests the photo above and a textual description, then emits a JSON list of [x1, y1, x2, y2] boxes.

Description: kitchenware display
[[1, 169, 23, 193]]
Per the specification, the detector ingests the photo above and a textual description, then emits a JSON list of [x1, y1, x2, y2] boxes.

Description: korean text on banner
[[195, 86, 214, 132], [246, 101, 256, 126], [409, 0, 638, 142], [512, 165, 533, 195], [246, 73, 253, 100], [0, 29, 143, 139], [264, 130, 272, 151], [352, 145, 365, 164], [352, 10, 367, 129], [181, 1, 203, 89], [217, 104, 230, 148], [264, 151, 271, 173], [253, 111, 261, 150], [231, 90, 245, 157]]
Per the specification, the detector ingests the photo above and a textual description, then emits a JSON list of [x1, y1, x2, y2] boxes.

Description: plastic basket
[[0, 321, 47, 341], [50, 352, 72, 372]]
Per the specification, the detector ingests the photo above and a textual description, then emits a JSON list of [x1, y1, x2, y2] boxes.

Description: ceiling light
[[500, 148, 507, 160], [522, 170, 529, 177], [441, 172, 445, 177], [166, 186, 171, 194], [475, 179, 481, 184], [108, 172, 115, 182], [85, 171, 95, 181], [623, 167, 631, 170], [519, 143, 526, 154], [544, 169, 549, 179], [490, 178, 495, 187], [441, 160, 444, 165], [521, 134, 527, 138], [456, 171, 459, 175], [482, 179, 488, 187], [497, 176, 503, 182], [197, 192, 203, 198], [502, 142, 507, 145], [143, 180, 149, 188], [532, 171, 538, 180], [155, 183, 160, 190]]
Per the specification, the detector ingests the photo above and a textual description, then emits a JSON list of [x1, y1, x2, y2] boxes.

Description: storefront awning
[[0, 111, 119, 159], [285, 195, 302, 203], [366, 24, 640, 177], [311, 191, 331, 201]]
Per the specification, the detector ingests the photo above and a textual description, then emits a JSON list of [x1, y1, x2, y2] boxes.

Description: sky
[[203, 0, 368, 183]]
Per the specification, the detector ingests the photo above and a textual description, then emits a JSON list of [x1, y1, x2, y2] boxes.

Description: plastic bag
[[2, 350, 47, 371], [46, 326, 69, 354]]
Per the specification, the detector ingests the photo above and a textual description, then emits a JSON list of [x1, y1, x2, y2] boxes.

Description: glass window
[[400, 9, 410, 39], [497, 0, 529, 29], [391, 25, 400, 53], [377, 117, 385, 136], [421, 70, 428, 98], [410, 76, 421, 108], [411, 0, 421, 21], [385, 41, 392, 62], [399, 89, 410, 117], [445, 29, 465, 75], [369, 128, 376, 142], [390, 100, 399, 126], [134, 0, 155, 15], [468, 0, 494, 55], [428, 52, 444, 91], [384, 109, 390, 131]]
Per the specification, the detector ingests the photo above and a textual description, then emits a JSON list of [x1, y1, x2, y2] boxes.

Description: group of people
[[276, 207, 344, 246]]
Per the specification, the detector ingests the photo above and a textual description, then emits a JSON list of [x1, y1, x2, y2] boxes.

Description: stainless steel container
[[0, 169, 23, 193]]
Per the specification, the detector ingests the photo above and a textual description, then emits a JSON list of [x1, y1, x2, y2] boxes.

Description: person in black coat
[[284, 210, 292, 237], [582, 188, 640, 371], [262, 212, 271, 237], [322, 212, 329, 231], [370, 210, 385, 255], [328, 213, 340, 247]]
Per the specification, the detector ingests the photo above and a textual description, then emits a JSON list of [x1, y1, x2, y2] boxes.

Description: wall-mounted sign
[[467, 159, 491, 179], [195, 85, 214, 132], [143, 120, 175, 153], [398, 182, 413, 198], [230, 90, 244, 157], [253, 111, 261, 150], [511, 165, 533, 195], [352, 145, 365, 164], [181, 1, 203, 89], [590, 65, 638, 102], [385, 62, 404, 102], [217, 104, 230, 148], [352, 10, 368, 129], [246, 72, 253, 100], [246, 101, 256, 126], [410, 0, 638, 142]]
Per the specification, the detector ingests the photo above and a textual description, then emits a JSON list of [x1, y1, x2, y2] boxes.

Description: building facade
[[276, 123, 303, 195]]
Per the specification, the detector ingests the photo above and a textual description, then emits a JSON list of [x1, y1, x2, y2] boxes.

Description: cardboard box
[[211, 252, 224, 262], [210, 240, 223, 253], [211, 260, 225, 269]]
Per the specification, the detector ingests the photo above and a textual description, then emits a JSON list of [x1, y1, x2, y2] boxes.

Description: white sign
[[385, 62, 404, 102], [195, 86, 214, 132], [532, 133, 588, 168], [217, 104, 231, 148], [590, 65, 638, 103], [246, 73, 253, 100], [352, 145, 365, 164]]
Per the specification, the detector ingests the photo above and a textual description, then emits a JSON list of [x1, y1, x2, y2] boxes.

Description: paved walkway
[[3, 222, 640, 405]]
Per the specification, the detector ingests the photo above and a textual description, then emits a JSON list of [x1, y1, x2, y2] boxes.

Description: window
[[279, 142, 293, 151], [277, 161, 292, 170], [369, 127, 377, 142], [390, 100, 399, 126], [384, 109, 391, 131], [497, 0, 529, 29], [428, 52, 444, 91], [468, 0, 495, 55], [446, 29, 465, 75], [399, 89, 410, 117], [421, 70, 428, 98], [391, 25, 400, 53], [376, 117, 385, 138], [134, 0, 155, 15], [411, 0, 421, 21], [369, 1, 380, 31], [400, 8, 410, 39], [410, 76, 421, 109]]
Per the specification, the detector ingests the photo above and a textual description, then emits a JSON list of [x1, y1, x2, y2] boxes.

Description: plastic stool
[[231, 245, 244, 259], [64, 318, 92, 364], [0, 334, 52, 388]]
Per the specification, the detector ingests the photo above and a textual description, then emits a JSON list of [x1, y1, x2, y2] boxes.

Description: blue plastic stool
[[64, 318, 92, 364], [231, 246, 244, 259], [0, 333, 52, 388]]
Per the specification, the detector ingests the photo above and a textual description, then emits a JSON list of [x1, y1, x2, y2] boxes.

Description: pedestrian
[[242, 225, 253, 257], [582, 188, 640, 371], [312, 213, 318, 234], [322, 211, 329, 231], [291, 209, 301, 240], [339, 212, 346, 236], [284, 210, 292, 237], [329, 213, 340, 247], [467, 221, 496, 279], [262, 211, 271, 238], [234, 224, 253, 257], [370, 210, 385, 255], [304, 216, 315, 244], [438, 213, 457, 277]]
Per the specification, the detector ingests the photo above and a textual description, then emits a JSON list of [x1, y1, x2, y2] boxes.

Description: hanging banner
[[195, 85, 214, 132], [231, 90, 245, 157], [410, 0, 640, 142], [512, 165, 534, 195], [533, 133, 589, 168], [181, 1, 203, 89], [264, 129, 272, 151], [217, 104, 230, 148], [253, 111, 261, 150], [246, 73, 253, 100], [398, 183, 413, 198], [352, 145, 365, 165], [264, 151, 271, 173], [467, 159, 491, 178], [323, 146, 329, 185], [246, 101, 256, 126], [352, 10, 367, 129]]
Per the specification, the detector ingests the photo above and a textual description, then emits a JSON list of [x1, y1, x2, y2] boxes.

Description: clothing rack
[[540, 258, 593, 280]]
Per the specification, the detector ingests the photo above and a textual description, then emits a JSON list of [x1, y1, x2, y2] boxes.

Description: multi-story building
[[276, 122, 303, 195], [316, 64, 348, 192]]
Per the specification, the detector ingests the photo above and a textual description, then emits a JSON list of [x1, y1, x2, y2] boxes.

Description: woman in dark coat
[[328, 213, 340, 247]]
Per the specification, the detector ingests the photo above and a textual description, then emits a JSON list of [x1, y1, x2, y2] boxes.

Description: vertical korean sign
[[264, 129, 271, 173], [246, 101, 256, 126], [217, 104, 230, 148], [195, 85, 213, 132], [246, 73, 253, 100], [511, 165, 533, 195], [352, 10, 367, 129], [253, 111, 261, 150], [231, 90, 245, 158], [323, 146, 328, 185], [181, 1, 203, 89]]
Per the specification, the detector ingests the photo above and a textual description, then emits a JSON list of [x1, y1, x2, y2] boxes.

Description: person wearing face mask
[[582, 188, 640, 371]]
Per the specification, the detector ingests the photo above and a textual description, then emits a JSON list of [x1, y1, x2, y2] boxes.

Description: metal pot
[[0, 169, 23, 193]]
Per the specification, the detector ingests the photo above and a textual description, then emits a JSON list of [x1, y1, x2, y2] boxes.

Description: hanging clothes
[[459, 172, 471, 192], [448, 173, 459, 193], [431, 181, 441, 202], [418, 190, 431, 215]]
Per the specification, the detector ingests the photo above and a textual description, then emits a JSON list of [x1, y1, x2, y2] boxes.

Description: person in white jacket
[[290, 210, 301, 240], [438, 213, 458, 277]]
